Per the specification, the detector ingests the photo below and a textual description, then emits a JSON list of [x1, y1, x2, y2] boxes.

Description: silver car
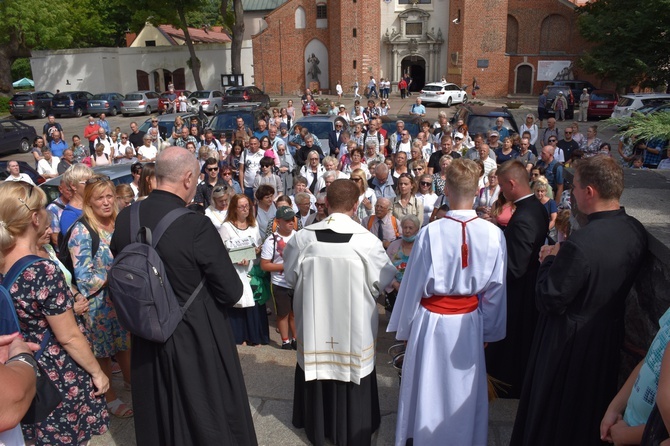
[[187, 90, 225, 115], [121, 91, 161, 116]]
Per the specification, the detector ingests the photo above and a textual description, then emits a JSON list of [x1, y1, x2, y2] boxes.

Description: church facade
[[252, 0, 594, 97]]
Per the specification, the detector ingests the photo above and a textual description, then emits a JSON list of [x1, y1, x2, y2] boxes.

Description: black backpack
[[57, 216, 99, 281], [108, 202, 205, 343]]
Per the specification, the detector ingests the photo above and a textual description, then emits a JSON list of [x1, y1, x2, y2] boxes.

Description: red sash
[[421, 294, 478, 314]]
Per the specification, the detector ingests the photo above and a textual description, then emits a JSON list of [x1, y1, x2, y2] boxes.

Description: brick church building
[[251, 0, 594, 98]]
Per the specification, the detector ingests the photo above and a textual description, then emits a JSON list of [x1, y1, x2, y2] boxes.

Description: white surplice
[[387, 209, 507, 446], [284, 212, 395, 384]]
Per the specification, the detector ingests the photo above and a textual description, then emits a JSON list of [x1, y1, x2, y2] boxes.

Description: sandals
[[107, 398, 133, 418]]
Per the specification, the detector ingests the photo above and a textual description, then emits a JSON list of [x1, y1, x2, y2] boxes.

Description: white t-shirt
[[241, 149, 264, 188], [205, 206, 227, 231], [37, 157, 60, 176], [4, 173, 35, 185], [261, 230, 295, 287], [138, 144, 158, 161]]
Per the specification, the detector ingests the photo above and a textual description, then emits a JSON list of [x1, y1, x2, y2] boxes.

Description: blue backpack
[[0, 255, 52, 351], [109, 202, 205, 343]]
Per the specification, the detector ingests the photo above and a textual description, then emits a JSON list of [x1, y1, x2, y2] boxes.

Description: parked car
[[187, 90, 225, 114], [51, 91, 94, 118], [208, 105, 269, 140], [635, 102, 670, 116], [545, 86, 575, 119], [418, 82, 468, 107], [549, 80, 597, 100], [378, 115, 422, 139], [121, 91, 161, 116], [451, 105, 519, 137], [87, 93, 125, 117], [158, 90, 192, 113], [138, 112, 198, 140], [289, 115, 349, 156], [0, 161, 45, 185], [9, 91, 54, 120], [611, 93, 670, 119], [223, 86, 271, 108], [0, 119, 38, 154], [40, 164, 132, 204], [586, 90, 619, 119]]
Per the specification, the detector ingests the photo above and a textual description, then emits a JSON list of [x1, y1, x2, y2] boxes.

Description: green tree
[[220, 0, 245, 75], [11, 58, 32, 82], [577, 0, 670, 89], [607, 112, 670, 142]]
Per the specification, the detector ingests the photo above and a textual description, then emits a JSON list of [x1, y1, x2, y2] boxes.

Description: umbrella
[[12, 78, 34, 88]]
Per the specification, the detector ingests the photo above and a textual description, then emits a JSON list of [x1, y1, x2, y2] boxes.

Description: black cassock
[[110, 190, 257, 446], [486, 195, 548, 398], [511, 208, 648, 446]]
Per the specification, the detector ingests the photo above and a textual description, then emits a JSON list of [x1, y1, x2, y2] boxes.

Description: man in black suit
[[328, 120, 345, 157], [485, 159, 549, 399], [110, 146, 257, 446]]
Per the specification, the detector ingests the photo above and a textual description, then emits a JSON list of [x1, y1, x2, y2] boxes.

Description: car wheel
[[462, 94, 468, 104], [74, 107, 83, 118], [37, 108, 47, 119], [145, 106, 152, 115], [110, 107, 118, 116], [18, 138, 31, 153], [446, 97, 453, 107], [122, 113, 129, 117], [214, 104, 219, 114]]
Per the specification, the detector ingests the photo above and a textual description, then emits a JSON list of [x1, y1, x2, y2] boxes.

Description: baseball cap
[[276, 206, 295, 221], [489, 131, 499, 137], [339, 104, 346, 109], [279, 122, 288, 130], [453, 132, 464, 140], [558, 91, 564, 95]]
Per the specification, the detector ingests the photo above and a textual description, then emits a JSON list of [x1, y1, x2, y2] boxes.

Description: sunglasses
[[86, 175, 111, 185], [213, 186, 229, 193], [315, 203, 326, 207], [412, 167, 424, 172], [420, 181, 432, 187], [207, 167, 219, 172], [18, 184, 35, 212], [351, 178, 363, 182], [549, 139, 557, 143]]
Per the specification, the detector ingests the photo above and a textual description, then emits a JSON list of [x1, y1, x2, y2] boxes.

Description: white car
[[611, 93, 670, 119], [419, 82, 468, 107], [187, 90, 225, 114]]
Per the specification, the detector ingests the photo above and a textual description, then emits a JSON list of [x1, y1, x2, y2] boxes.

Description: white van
[[611, 93, 670, 118]]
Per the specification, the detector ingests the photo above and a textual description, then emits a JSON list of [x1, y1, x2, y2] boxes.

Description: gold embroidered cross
[[326, 337, 339, 349], [325, 216, 335, 224]]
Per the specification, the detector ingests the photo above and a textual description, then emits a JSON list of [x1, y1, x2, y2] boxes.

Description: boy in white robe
[[388, 157, 508, 446]]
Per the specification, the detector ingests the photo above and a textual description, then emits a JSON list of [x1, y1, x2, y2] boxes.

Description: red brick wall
[[252, 0, 380, 96]]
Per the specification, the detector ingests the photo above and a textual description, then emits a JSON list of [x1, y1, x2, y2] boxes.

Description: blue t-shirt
[[410, 104, 426, 115], [50, 140, 69, 158], [543, 199, 557, 216], [624, 307, 670, 426], [59, 204, 83, 234]]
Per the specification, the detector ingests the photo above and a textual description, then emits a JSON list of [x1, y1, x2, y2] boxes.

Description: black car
[[0, 161, 45, 185], [379, 115, 422, 140], [545, 86, 575, 119], [223, 86, 271, 108], [51, 91, 94, 118], [41, 164, 132, 204], [208, 106, 269, 140], [451, 105, 519, 137], [550, 80, 597, 101], [0, 119, 38, 154], [9, 91, 54, 120]]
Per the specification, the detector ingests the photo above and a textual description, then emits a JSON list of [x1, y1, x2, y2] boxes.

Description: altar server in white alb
[[388, 157, 508, 446], [284, 179, 396, 446]]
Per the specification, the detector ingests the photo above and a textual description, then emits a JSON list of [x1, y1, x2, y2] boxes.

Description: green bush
[[0, 97, 9, 115]]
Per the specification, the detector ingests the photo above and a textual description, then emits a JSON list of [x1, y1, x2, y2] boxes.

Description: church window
[[295, 7, 306, 29], [316, 4, 327, 19], [353, 28, 357, 37]]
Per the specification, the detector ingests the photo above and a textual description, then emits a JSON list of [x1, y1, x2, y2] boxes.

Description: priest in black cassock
[[511, 155, 648, 445], [110, 146, 257, 446], [485, 159, 548, 398]]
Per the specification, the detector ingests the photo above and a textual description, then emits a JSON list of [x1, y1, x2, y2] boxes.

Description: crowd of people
[[0, 91, 666, 446]]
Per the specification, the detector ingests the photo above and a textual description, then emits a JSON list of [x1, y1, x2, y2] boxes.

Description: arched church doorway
[[515, 64, 533, 95], [402, 56, 426, 92]]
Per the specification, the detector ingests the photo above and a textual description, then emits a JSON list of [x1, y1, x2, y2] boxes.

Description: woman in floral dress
[[0, 181, 109, 444], [68, 176, 133, 418]]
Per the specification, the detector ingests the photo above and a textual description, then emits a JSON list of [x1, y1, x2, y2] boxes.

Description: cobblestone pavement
[[91, 309, 518, 446]]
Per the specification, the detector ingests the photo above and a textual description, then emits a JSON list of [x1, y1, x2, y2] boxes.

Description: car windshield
[[422, 85, 444, 92], [190, 92, 211, 99], [12, 95, 32, 101], [53, 94, 71, 101], [299, 122, 333, 140], [617, 97, 635, 107], [92, 94, 109, 100], [125, 94, 143, 101], [210, 113, 254, 131], [468, 116, 514, 136], [225, 90, 244, 96], [591, 93, 616, 101]]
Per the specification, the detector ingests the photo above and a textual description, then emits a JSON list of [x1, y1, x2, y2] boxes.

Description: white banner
[[537, 61, 574, 82]]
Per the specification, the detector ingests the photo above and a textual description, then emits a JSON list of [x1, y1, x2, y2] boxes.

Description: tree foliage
[[576, 0, 670, 89], [606, 112, 670, 142]]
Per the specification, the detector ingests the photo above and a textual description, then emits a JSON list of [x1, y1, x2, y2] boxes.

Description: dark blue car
[[87, 92, 125, 117], [51, 91, 93, 118]]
